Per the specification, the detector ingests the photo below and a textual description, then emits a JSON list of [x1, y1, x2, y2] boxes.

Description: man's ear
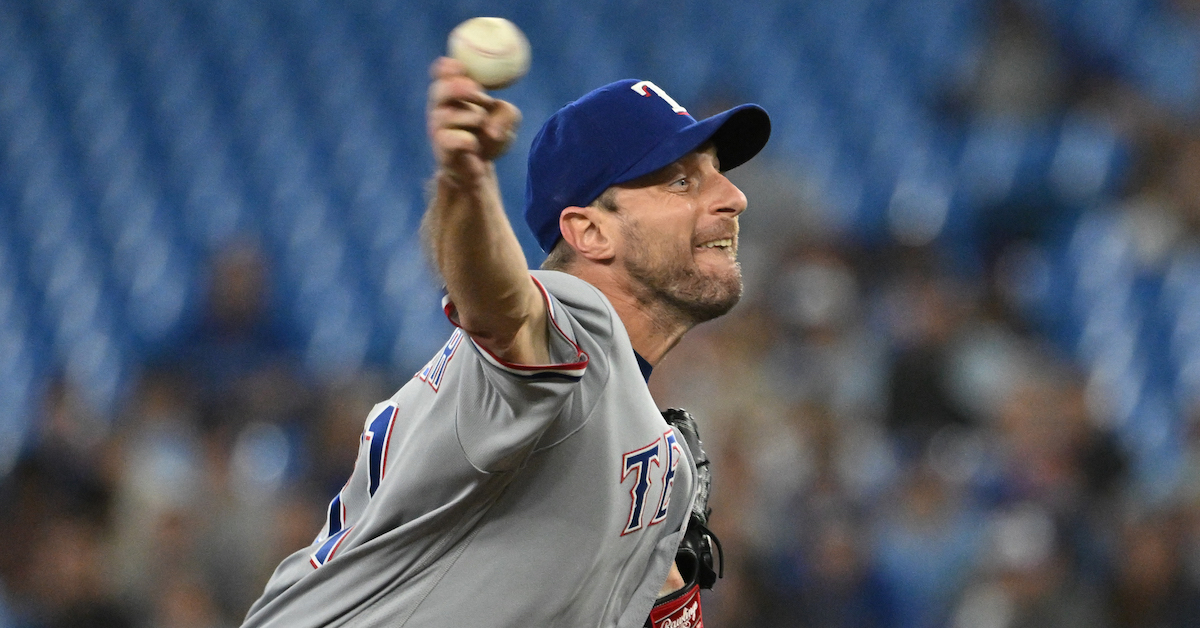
[[559, 206, 616, 262]]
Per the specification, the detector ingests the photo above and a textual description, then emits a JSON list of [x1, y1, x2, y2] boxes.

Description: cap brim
[[614, 103, 771, 185]]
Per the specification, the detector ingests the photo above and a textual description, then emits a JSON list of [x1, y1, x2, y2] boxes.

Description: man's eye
[[671, 177, 689, 188]]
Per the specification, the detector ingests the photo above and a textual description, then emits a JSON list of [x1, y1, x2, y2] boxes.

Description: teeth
[[699, 239, 733, 248]]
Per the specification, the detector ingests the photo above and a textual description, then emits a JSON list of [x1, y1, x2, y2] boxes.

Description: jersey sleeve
[[442, 273, 612, 473]]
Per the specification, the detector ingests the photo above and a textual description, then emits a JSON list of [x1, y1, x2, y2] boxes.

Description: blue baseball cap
[[524, 79, 771, 253]]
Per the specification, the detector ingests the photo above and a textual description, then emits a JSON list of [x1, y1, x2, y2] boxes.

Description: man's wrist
[[435, 161, 496, 191]]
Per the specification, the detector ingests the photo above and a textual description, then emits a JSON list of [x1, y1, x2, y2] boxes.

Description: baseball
[[447, 17, 530, 90]]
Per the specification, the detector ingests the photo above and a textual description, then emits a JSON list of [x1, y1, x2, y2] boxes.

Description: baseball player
[[241, 58, 770, 628]]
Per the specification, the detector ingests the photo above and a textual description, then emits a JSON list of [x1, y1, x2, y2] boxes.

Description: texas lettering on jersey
[[621, 429, 682, 536], [416, 328, 464, 392]]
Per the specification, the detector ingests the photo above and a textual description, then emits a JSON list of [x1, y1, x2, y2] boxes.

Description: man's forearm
[[426, 165, 549, 364]]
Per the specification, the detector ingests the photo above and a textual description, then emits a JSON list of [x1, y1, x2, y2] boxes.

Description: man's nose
[[710, 172, 747, 217]]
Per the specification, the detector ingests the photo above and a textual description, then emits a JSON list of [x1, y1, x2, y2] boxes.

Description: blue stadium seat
[[111, 225, 195, 347], [62, 324, 130, 418], [0, 325, 39, 475], [1068, 0, 1142, 61], [0, 0, 1195, 492], [1066, 211, 1137, 316], [1125, 16, 1200, 114], [956, 118, 1028, 206], [1158, 248, 1200, 389], [303, 280, 373, 376], [1047, 113, 1124, 205], [20, 186, 85, 285]]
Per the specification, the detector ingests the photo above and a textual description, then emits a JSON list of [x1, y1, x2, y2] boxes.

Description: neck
[[569, 267, 692, 366], [607, 290, 692, 366]]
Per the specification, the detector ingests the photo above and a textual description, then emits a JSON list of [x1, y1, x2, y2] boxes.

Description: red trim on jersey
[[309, 525, 355, 569], [444, 276, 589, 377], [327, 525, 354, 561]]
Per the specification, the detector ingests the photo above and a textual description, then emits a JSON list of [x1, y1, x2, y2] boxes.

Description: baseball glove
[[646, 408, 723, 628]]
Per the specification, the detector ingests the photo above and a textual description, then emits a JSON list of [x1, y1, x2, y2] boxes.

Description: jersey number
[[311, 403, 400, 568]]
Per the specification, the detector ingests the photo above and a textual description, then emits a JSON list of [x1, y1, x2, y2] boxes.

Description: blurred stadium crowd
[[8, 0, 1200, 626]]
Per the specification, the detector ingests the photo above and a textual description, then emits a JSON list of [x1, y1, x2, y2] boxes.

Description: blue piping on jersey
[[509, 370, 585, 382], [633, 351, 653, 383]]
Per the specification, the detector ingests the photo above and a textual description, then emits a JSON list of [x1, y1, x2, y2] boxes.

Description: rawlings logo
[[660, 600, 700, 628], [650, 586, 703, 628]]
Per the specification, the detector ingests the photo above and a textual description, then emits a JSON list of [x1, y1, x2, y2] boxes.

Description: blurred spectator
[[1165, 135, 1200, 236], [1105, 511, 1200, 628], [968, 0, 1066, 121], [951, 504, 1109, 628], [171, 239, 308, 436], [179, 240, 286, 376], [305, 374, 391, 496], [761, 404, 889, 627], [0, 378, 123, 627], [25, 515, 135, 628], [150, 572, 223, 628], [871, 463, 984, 628], [109, 367, 206, 614], [881, 251, 976, 452], [768, 245, 889, 426]]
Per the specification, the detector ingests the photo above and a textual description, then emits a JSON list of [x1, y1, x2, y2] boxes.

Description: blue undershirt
[[633, 351, 653, 383]]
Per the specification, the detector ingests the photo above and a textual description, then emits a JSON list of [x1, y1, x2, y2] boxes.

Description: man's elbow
[[459, 308, 550, 365]]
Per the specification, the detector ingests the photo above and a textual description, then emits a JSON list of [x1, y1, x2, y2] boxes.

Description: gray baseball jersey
[[242, 270, 696, 628]]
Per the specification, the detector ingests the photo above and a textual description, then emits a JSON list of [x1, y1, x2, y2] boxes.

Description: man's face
[[608, 145, 748, 324]]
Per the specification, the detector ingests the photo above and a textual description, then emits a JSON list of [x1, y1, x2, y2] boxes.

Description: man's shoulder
[[530, 269, 623, 347], [531, 269, 612, 312]]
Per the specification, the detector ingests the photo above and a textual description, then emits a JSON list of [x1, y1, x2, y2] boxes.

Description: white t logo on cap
[[631, 80, 688, 115]]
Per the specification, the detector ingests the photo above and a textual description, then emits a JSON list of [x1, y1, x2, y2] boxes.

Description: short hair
[[539, 189, 619, 271], [539, 237, 575, 271]]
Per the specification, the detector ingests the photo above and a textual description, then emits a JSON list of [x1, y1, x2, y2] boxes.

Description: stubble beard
[[620, 221, 743, 326]]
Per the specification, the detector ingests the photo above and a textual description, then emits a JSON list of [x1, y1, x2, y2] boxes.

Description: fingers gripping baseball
[[428, 58, 522, 180]]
